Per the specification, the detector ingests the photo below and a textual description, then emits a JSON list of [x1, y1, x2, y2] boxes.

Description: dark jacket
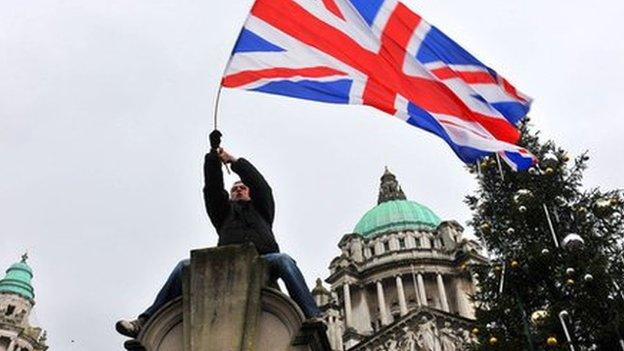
[[203, 151, 280, 254]]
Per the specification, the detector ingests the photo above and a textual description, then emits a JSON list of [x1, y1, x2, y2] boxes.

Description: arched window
[[0, 336, 11, 349], [398, 237, 406, 249], [5, 305, 15, 316]]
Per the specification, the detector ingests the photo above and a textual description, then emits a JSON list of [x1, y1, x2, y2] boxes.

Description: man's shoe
[[115, 317, 145, 338]]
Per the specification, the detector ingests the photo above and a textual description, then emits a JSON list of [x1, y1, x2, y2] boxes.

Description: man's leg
[[140, 258, 190, 319], [116, 259, 189, 338], [263, 253, 321, 319]]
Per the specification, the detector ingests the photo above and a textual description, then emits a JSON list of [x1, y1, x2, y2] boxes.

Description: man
[[116, 132, 320, 338]]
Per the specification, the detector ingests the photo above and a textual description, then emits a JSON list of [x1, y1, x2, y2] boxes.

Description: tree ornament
[[545, 167, 555, 176], [565, 268, 575, 276], [566, 278, 575, 286], [489, 336, 498, 346], [513, 189, 534, 205], [543, 204, 560, 248], [528, 167, 538, 175], [584, 273, 594, 282], [518, 205, 527, 213], [510, 260, 520, 269], [480, 222, 492, 233], [562, 153, 570, 162], [577, 206, 588, 216], [541, 248, 550, 255], [558, 311, 576, 350], [541, 152, 559, 168], [530, 310, 549, 326], [561, 233, 585, 251], [506, 228, 515, 235], [471, 327, 479, 335], [547, 336, 558, 346]]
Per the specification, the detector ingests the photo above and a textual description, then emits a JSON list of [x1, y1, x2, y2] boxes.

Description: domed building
[[0, 254, 47, 351], [313, 169, 486, 351]]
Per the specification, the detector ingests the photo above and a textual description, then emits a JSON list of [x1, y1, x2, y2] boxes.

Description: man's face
[[230, 182, 251, 201]]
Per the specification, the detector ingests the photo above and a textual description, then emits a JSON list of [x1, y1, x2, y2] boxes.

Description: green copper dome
[[0, 254, 35, 300], [353, 168, 441, 237], [354, 200, 441, 237]]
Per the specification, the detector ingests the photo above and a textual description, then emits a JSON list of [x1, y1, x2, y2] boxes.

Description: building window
[[5, 305, 15, 316], [398, 238, 406, 249], [430, 238, 435, 248], [0, 336, 11, 349], [384, 241, 390, 252]]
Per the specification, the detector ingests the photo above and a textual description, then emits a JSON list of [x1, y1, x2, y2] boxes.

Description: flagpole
[[213, 84, 224, 131], [212, 83, 230, 174]]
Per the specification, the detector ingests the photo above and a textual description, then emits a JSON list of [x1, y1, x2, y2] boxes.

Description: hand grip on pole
[[209, 129, 231, 174]]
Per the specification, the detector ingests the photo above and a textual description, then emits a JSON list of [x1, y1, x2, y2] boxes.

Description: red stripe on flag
[[322, 0, 345, 20], [431, 67, 497, 84], [501, 77, 527, 102], [251, 0, 520, 143], [363, 2, 421, 112], [222, 66, 348, 88]]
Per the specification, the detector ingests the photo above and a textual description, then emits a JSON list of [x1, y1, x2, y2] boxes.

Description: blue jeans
[[140, 253, 321, 320]]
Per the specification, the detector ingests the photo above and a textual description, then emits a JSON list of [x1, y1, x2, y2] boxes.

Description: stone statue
[[385, 339, 399, 351], [399, 327, 418, 351], [417, 317, 440, 351], [439, 322, 457, 351]]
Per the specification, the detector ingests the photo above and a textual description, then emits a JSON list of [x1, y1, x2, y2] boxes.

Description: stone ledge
[[123, 244, 330, 351]]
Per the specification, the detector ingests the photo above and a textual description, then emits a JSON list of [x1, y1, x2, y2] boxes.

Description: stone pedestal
[[124, 244, 330, 351]]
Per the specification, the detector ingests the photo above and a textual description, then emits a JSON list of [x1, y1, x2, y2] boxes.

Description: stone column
[[395, 275, 408, 316], [455, 277, 474, 318], [343, 283, 352, 328], [437, 273, 450, 312], [419, 234, 428, 248], [186, 245, 265, 351], [376, 280, 390, 325], [352, 285, 373, 333], [417, 273, 427, 306], [7, 340, 16, 351]]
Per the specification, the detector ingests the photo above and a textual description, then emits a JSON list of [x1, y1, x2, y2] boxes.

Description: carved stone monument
[[123, 244, 330, 351]]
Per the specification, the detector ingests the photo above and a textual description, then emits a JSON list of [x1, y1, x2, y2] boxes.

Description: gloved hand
[[209, 130, 222, 150]]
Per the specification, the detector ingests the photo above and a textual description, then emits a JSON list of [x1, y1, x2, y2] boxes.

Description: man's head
[[230, 181, 251, 201]]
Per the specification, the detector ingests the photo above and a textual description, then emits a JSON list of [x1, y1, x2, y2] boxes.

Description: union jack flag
[[222, 0, 536, 170]]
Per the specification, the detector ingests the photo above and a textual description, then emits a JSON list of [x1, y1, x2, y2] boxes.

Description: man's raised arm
[[203, 149, 230, 231]]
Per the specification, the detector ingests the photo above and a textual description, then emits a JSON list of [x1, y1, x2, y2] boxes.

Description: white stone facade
[[314, 222, 485, 351], [0, 257, 47, 351], [0, 293, 47, 351]]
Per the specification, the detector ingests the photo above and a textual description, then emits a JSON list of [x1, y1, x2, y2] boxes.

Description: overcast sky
[[1, 1, 623, 349]]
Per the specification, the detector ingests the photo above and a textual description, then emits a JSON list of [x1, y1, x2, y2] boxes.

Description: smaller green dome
[[0, 254, 35, 300], [354, 199, 441, 237]]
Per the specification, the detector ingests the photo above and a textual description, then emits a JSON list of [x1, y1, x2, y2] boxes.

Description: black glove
[[209, 130, 222, 150]]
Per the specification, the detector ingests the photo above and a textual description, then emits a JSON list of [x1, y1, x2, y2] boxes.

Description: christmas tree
[[465, 122, 624, 350]]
